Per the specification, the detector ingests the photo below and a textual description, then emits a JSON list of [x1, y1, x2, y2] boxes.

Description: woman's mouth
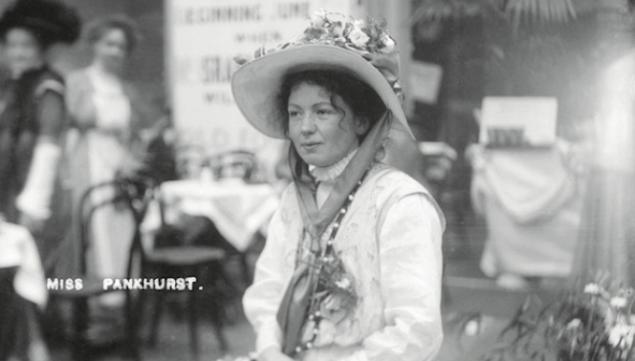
[[301, 142, 322, 152]]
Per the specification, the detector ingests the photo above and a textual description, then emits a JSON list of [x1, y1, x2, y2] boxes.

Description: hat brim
[[0, 0, 80, 45], [231, 44, 414, 140]]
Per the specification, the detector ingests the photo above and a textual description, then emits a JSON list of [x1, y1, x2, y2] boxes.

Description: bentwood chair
[[49, 177, 145, 361], [208, 149, 260, 285], [135, 184, 229, 360]]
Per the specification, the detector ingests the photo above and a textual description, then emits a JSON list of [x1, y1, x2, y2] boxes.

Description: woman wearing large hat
[[233, 11, 444, 361], [0, 0, 79, 236], [0, 0, 80, 358]]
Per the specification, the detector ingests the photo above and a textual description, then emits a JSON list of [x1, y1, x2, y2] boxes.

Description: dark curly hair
[[84, 15, 140, 53], [0, 0, 81, 48], [278, 69, 387, 137]]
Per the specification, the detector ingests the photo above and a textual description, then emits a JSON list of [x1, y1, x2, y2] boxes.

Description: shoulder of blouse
[[278, 182, 299, 207], [368, 163, 430, 195], [368, 163, 446, 230], [65, 68, 93, 91]]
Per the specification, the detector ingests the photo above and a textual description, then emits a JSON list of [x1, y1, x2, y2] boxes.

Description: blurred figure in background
[[0, 1, 80, 359], [64, 15, 149, 308], [143, 107, 178, 184], [0, 0, 79, 249]]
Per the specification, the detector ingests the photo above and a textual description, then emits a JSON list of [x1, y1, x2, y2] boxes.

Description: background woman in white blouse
[[232, 11, 444, 361], [64, 15, 148, 303]]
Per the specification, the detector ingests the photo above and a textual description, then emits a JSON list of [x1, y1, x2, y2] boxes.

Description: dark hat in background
[[0, 0, 81, 47]]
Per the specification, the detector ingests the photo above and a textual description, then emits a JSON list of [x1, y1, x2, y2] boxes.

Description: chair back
[[76, 177, 152, 278]]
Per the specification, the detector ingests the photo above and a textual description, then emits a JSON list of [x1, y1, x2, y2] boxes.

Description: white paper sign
[[479, 97, 558, 147], [166, 0, 355, 156], [409, 61, 443, 104]]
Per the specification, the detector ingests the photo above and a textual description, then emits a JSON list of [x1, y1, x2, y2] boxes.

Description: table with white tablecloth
[[142, 179, 280, 252], [470, 145, 584, 279]]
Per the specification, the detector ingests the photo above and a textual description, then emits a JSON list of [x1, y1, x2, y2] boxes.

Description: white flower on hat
[[379, 33, 396, 54], [310, 9, 327, 27], [352, 19, 366, 28], [327, 12, 347, 24], [348, 28, 370, 48]]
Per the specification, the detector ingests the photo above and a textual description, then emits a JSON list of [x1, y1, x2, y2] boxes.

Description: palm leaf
[[412, 0, 491, 22], [412, 0, 578, 24], [504, 0, 577, 23]]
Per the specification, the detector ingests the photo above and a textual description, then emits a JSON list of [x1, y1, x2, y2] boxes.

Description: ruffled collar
[[309, 148, 358, 183]]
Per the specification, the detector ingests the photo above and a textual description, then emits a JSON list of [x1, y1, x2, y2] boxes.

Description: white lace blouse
[[243, 160, 444, 361]]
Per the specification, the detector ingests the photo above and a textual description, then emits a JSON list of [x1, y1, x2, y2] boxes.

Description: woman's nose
[[108, 45, 126, 58], [300, 114, 317, 134]]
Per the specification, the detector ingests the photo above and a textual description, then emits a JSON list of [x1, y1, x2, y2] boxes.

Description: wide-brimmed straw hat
[[231, 10, 414, 140]]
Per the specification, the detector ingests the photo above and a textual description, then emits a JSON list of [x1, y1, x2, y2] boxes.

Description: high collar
[[309, 148, 358, 183]]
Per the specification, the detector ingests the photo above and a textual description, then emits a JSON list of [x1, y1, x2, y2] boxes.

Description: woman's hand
[[259, 347, 295, 361]]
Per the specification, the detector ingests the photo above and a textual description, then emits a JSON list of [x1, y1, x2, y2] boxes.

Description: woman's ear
[[354, 116, 370, 136]]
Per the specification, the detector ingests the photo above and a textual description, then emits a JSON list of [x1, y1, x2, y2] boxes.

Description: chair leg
[[209, 293, 228, 353], [124, 289, 142, 361], [148, 290, 165, 347], [126, 259, 149, 360], [71, 298, 90, 361], [206, 262, 229, 352], [213, 261, 239, 304], [187, 289, 199, 361]]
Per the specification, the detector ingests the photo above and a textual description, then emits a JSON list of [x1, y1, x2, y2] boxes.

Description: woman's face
[[3, 28, 43, 77], [93, 28, 128, 72], [287, 82, 368, 167]]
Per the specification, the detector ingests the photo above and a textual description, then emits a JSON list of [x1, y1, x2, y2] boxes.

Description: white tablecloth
[[143, 179, 279, 252], [470, 146, 583, 278]]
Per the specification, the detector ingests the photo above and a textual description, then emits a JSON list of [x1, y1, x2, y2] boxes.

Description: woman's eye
[[316, 108, 335, 116], [288, 110, 300, 118]]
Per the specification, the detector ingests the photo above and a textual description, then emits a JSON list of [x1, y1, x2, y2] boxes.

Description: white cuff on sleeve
[[16, 141, 61, 220]]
